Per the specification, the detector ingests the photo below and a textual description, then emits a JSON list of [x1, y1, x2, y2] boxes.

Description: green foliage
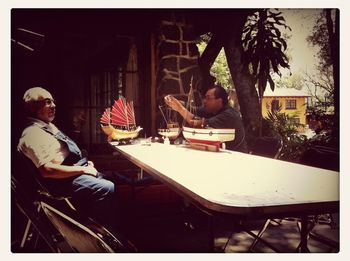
[[305, 10, 336, 109], [274, 73, 304, 90], [242, 9, 291, 97], [262, 105, 308, 162], [307, 10, 333, 68], [211, 49, 233, 89], [263, 105, 299, 138], [197, 40, 233, 89], [280, 133, 309, 162]]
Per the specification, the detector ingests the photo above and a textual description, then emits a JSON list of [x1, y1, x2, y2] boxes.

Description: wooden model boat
[[100, 97, 142, 141], [158, 105, 180, 141], [158, 123, 181, 140], [182, 126, 235, 148]]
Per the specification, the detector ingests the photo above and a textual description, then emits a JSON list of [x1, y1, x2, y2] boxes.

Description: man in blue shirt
[[165, 85, 247, 152]]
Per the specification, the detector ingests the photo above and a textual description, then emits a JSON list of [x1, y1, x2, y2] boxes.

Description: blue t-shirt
[[196, 106, 247, 152]]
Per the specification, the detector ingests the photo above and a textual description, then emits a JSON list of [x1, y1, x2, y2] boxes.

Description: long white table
[[111, 141, 339, 251]]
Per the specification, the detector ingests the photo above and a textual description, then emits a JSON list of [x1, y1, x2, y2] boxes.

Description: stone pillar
[[156, 14, 203, 107]]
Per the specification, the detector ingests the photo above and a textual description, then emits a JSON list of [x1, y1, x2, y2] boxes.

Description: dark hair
[[212, 85, 228, 106]]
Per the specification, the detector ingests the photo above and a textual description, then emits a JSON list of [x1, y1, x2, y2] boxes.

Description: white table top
[[111, 142, 339, 217]]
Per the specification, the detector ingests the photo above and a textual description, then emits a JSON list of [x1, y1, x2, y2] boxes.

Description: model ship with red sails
[[100, 97, 142, 141]]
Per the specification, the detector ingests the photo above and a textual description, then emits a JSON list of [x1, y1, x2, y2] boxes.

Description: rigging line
[[166, 106, 170, 122], [183, 76, 194, 127], [159, 105, 169, 125], [171, 108, 176, 123]]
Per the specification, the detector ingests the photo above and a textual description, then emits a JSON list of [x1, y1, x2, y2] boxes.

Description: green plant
[[196, 38, 232, 89], [262, 106, 308, 162], [242, 9, 291, 97], [242, 9, 291, 135]]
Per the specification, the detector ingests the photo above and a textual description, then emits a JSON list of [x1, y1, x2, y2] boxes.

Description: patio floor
[[11, 183, 339, 253], [114, 194, 339, 253]]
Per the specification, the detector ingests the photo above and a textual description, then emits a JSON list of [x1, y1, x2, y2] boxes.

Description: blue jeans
[[70, 173, 116, 226], [71, 173, 115, 203], [47, 172, 116, 227]]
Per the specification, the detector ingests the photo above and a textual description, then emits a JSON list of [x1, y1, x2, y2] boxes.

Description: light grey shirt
[[17, 118, 69, 168]]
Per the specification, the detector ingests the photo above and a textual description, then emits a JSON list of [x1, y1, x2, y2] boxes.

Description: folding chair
[[296, 145, 340, 252], [300, 145, 339, 171], [39, 196, 136, 252], [11, 151, 75, 252], [11, 175, 72, 252], [248, 135, 283, 159], [242, 141, 339, 252], [11, 151, 136, 252]]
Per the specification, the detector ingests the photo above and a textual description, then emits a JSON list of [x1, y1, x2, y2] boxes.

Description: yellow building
[[262, 88, 310, 131]]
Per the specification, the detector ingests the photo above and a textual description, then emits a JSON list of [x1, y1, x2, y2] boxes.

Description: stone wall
[[156, 14, 203, 106]]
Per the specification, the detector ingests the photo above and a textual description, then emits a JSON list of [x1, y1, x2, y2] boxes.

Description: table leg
[[207, 214, 215, 252], [299, 216, 310, 253]]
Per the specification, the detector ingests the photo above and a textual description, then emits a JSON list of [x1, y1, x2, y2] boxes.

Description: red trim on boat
[[186, 138, 221, 146]]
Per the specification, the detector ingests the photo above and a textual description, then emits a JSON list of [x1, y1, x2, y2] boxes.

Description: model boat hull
[[101, 124, 142, 141], [158, 127, 181, 140], [182, 126, 235, 146]]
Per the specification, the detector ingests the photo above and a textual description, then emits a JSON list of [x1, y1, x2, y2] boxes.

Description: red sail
[[110, 99, 125, 126], [100, 108, 110, 124], [109, 97, 136, 127], [127, 101, 135, 125]]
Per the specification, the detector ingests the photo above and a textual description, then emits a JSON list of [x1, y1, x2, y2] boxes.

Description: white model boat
[[182, 126, 235, 147], [158, 123, 181, 140], [158, 104, 180, 141], [100, 97, 142, 141]]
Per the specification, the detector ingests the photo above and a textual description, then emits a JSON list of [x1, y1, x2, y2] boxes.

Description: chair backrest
[[12, 150, 48, 199], [12, 151, 135, 253], [13, 150, 70, 200], [299, 145, 339, 171], [249, 135, 283, 159], [39, 196, 137, 253], [11, 175, 74, 252], [12, 150, 77, 252]]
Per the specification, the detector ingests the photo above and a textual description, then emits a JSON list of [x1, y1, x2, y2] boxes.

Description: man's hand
[[189, 119, 205, 128], [84, 165, 98, 177], [40, 161, 99, 179], [164, 95, 184, 112]]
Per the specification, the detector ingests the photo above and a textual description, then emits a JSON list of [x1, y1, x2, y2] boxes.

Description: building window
[[286, 99, 297, 110], [271, 100, 280, 111]]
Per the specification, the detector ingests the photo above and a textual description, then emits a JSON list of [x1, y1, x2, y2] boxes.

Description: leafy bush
[[262, 106, 309, 162]]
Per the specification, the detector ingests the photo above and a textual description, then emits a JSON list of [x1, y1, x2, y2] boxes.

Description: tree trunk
[[326, 9, 339, 131], [223, 14, 261, 138], [198, 32, 225, 93]]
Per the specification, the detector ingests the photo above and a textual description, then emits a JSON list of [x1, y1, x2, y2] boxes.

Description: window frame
[[271, 99, 280, 111], [285, 99, 297, 110]]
